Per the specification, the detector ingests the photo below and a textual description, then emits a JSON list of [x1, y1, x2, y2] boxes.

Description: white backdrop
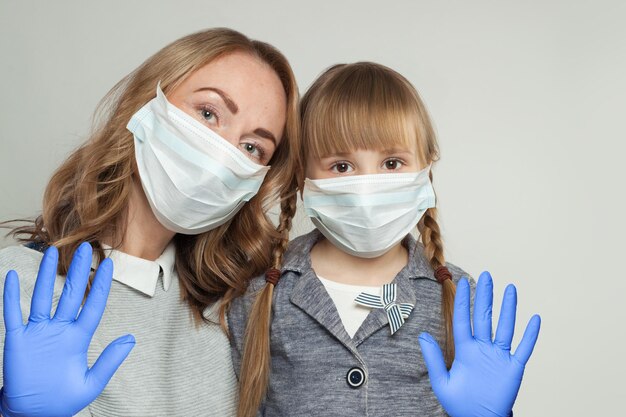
[[1, 1, 625, 415]]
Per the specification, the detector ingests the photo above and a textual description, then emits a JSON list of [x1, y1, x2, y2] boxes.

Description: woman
[[0, 27, 300, 417]]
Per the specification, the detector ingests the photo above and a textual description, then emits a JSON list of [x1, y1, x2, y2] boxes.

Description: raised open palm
[[419, 272, 541, 417], [1, 243, 135, 417]]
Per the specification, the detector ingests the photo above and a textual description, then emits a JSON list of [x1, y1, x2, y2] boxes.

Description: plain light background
[[1, 0, 625, 415]]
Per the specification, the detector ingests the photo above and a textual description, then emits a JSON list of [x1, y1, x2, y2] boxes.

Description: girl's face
[[167, 51, 287, 166], [306, 143, 424, 180]]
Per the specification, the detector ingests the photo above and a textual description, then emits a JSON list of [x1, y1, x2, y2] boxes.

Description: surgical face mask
[[127, 84, 270, 234], [303, 166, 436, 258]]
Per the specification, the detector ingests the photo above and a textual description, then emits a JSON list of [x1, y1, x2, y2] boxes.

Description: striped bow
[[355, 283, 414, 335]]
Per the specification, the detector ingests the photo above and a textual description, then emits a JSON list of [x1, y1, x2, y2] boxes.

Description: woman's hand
[[1, 242, 135, 417], [418, 271, 541, 417]]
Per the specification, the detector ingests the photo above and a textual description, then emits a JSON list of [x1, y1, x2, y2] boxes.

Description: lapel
[[290, 269, 356, 349], [283, 230, 440, 349], [286, 231, 356, 349], [352, 234, 439, 344]]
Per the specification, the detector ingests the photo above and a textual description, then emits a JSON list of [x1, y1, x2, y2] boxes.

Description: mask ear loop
[[434, 266, 452, 284]]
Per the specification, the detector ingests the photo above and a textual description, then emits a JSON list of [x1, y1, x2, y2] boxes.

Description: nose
[[214, 127, 243, 149], [359, 167, 379, 175], [355, 153, 384, 175]]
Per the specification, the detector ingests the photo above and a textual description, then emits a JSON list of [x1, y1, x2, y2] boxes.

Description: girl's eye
[[331, 162, 353, 174], [383, 159, 403, 170]]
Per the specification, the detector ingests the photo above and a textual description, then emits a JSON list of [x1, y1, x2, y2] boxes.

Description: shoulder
[[444, 261, 474, 286], [0, 244, 44, 264], [0, 245, 67, 300], [243, 231, 317, 295], [285, 232, 316, 255], [228, 233, 317, 338], [442, 260, 477, 308], [0, 245, 45, 288], [228, 272, 265, 328], [244, 272, 267, 296], [280, 231, 318, 273], [408, 236, 475, 288]]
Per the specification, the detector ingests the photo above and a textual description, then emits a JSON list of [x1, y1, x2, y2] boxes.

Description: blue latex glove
[[418, 271, 541, 417], [1, 242, 135, 417]]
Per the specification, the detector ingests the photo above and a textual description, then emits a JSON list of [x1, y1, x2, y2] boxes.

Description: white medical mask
[[303, 166, 436, 258], [127, 84, 270, 234]]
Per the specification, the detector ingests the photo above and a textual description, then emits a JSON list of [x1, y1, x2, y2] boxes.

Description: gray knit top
[[0, 245, 238, 417]]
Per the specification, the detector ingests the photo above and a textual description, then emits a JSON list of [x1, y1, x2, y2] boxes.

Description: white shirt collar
[[95, 243, 177, 297]]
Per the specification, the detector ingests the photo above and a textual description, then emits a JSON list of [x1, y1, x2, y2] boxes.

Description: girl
[[0, 28, 300, 417], [229, 62, 541, 416]]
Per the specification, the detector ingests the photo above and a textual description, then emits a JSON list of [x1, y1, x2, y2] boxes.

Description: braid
[[272, 188, 297, 268], [418, 179, 456, 368], [420, 207, 446, 268], [237, 186, 298, 417]]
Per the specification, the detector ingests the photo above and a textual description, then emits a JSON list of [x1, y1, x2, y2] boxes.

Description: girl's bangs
[[303, 64, 422, 159], [306, 101, 418, 158]]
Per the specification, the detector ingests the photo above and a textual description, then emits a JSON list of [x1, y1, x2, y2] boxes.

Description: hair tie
[[434, 266, 452, 284], [265, 268, 281, 286]]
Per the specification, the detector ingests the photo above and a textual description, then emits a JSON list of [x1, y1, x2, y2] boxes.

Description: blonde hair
[[238, 62, 455, 417], [7, 27, 301, 326]]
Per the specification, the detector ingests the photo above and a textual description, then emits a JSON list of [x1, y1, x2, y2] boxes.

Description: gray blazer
[[229, 230, 474, 416]]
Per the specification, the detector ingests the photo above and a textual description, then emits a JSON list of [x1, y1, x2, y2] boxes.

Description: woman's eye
[[241, 142, 263, 161], [200, 106, 220, 126], [331, 162, 353, 174], [383, 159, 403, 170], [202, 109, 216, 123]]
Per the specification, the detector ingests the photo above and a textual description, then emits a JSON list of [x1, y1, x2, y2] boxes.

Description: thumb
[[419, 332, 449, 390], [87, 334, 136, 394]]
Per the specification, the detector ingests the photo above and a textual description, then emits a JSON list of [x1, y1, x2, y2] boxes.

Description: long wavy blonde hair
[[238, 62, 455, 417], [7, 27, 301, 324]]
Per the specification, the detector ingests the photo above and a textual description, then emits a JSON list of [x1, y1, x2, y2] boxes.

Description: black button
[[346, 367, 365, 388]]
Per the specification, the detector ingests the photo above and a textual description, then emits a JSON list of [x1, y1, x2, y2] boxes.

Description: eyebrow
[[194, 87, 279, 146], [320, 149, 414, 158], [322, 151, 352, 158], [254, 128, 277, 146], [383, 147, 415, 155], [194, 87, 239, 114]]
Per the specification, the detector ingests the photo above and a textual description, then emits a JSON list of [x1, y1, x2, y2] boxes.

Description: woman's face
[[167, 51, 287, 166]]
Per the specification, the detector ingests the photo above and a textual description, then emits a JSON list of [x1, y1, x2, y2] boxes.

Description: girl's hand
[[1, 243, 135, 417], [418, 272, 541, 417]]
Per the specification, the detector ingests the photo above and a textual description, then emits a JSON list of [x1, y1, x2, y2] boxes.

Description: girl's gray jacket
[[228, 230, 474, 417]]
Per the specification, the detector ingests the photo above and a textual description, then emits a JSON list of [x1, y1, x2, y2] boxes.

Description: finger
[[473, 271, 494, 342], [453, 277, 472, 344], [54, 242, 93, 321], [77, 258, 113, 336], [4, 270, 24, 331], [29, 246, 59, 322], [513, 314, 541, 365], [494, 284, 517, 351], [418, 332, 449, 390], [87, 334, 135, 394]]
